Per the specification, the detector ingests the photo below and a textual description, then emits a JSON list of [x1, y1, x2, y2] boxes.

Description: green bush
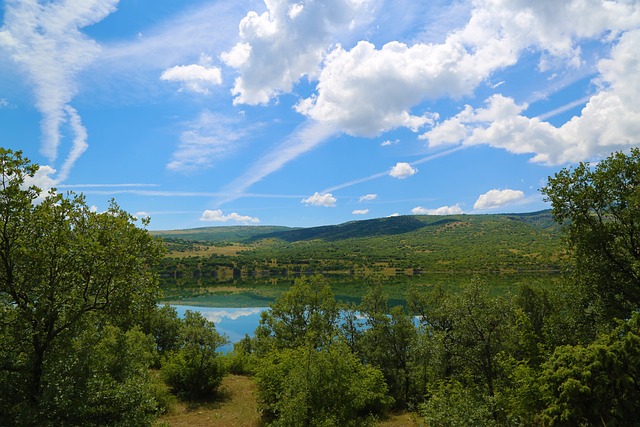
[[30, 324, 160, 427], [161, 311, 228, 400], [539, 313, 640, 426], [255, 341, 393, 426], [419, 380, 497, 427], [225, 335, 258, 375]]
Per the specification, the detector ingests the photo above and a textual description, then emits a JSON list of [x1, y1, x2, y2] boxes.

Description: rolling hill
[[153, 210, 559, 244], [154, 210, 565, 291]]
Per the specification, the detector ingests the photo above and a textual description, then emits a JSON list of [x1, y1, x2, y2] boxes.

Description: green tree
[[254, 342, 393, 426], [338, 300, 364, 354], [542, 148, 640, 322], [161, 310, 228, 400], [39, 323, 160, 426], [145, 304, 182, 367], [539, 312, 640, 426], [0, 149, 164, 424], [408, 284, 456, 379], [447, 282, 514, 401], [251, 277, 393, 425], [359, 285, 417, 408], [254, 275, 339, 351], [419, 380, 497, 427], [411, 282, 515, 422], [513, 284, 554, 366]]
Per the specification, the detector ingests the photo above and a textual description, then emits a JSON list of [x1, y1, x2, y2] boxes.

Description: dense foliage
[[161, 310, 228, 400], [0, 149, 167, 425], [248, 276, 394, 426], [0, 149, 229, 425], [226, 149, 640, 426], [542, 147, 640, 324]]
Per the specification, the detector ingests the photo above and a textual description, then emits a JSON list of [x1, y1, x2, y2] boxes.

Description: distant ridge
[[152, 210, 557, 244], [247, 215, 434, 242], [498, 209, 558, 230], [150, 225, 295, 243]]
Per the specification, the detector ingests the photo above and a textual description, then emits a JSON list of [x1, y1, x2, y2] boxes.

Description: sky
[[1, 0, 639, 230]]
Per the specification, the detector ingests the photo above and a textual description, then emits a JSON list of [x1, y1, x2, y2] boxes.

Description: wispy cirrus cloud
[[57, 183, 160, 188], [0, 0, 118, 181], [99, 2, 244, 74], [218, 120, 336, 205], [533, 95, 592, 121], [167, 111, 253, 173], [322, 146, 465, 194]]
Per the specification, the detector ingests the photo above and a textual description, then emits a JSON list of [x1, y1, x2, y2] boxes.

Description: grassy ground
[[155, 374, 421, 427], [156, 375, 262, 427]]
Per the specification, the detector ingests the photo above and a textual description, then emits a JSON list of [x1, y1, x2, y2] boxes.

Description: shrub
[[255, 341, 393, 426], [161, 311, 228, 400]]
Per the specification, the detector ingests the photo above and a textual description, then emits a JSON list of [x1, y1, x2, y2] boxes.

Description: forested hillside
[[154, 210, 565, 291]]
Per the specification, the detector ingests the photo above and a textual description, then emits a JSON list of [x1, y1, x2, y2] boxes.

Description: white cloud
[[388, 213, 400, 217], [389, 162, 417, 179], [295, 0, 640, 137], [295, 40, 444, 136], [422, 94, 529, 146], [422, 28, 640, 165], [474, 189, 524, 210], [381, 139, 399, 146], [412, 204, 463, 215], [0, 0, 118, 177], [221, 0, 373, 105], [22, 165, 58, 202], [322, 146, 464, 194], [301, 192, 337, 207], [0, 98, 10, 108], [200, 209, 260, 224], [358, 193, 377, 202], [167, 111, 249, 173], [134, 211, 149, 219], [160, 58, 222, 94], [352, 209, 369, 215]]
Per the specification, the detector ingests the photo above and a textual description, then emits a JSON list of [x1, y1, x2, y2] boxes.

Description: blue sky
[[1, 0, 639, 230]]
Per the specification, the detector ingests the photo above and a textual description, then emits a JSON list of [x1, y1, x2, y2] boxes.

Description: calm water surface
[[173, 305, 267, 352]]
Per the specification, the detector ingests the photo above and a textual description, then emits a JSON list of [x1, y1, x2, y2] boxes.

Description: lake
[[173, 305, 267, 353]]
